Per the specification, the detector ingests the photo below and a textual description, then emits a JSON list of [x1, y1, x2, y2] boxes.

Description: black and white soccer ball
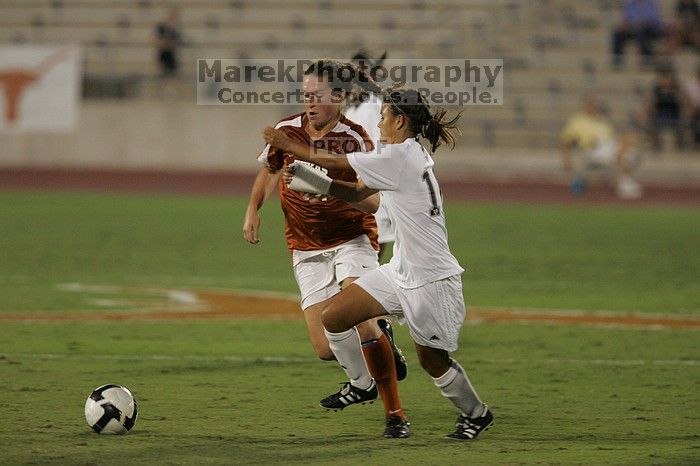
[[84, 384, 138, 434]]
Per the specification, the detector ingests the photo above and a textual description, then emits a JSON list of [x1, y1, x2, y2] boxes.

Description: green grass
[[0, 191, 697, 314], [457, 204, 699, 313], [0, 191, 699, 465], [1, 321, 698, 465]]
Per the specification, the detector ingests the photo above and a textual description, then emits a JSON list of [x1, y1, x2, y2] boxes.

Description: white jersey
[[347, 138, 464, 288], [345, 95, 382, 143], [345, 95, 395, 244]]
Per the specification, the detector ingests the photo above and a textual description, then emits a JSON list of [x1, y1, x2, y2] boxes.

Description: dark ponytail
[[385, 88, 462, 152], [421, 107, 461, 152]]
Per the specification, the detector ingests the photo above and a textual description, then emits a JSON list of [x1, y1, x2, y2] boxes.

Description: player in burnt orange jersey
[[242, 60, 410, 438]]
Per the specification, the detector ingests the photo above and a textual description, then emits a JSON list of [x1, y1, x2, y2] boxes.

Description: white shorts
[[375, 202, 395, 244], [354, 265, 466, 352], [293, 236, 379, 310]]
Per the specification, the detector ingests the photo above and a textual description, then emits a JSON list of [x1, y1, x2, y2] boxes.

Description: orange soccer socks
[[362, 334, 406, 421]]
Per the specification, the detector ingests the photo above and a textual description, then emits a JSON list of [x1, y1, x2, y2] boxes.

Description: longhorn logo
[[0, 48, 71, 125]]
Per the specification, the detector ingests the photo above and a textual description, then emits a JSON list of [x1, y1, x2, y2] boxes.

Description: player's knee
[[320, 310, 343, 333], [321, 303, 349, 333], [416, 348, 450, 378]]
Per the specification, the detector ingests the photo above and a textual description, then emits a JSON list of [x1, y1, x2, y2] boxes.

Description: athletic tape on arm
[[288, 162, 332, 195]]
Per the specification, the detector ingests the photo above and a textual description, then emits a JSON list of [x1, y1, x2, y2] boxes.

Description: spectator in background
[[647, 65, 685, 151], [155, 8, 181, 78], [682, 64, 700, 148], [611, 0, 664, 69], [561, 96, 643, 199], [667, 0, 700, 53]]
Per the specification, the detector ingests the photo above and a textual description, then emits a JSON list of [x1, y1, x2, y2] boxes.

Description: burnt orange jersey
[[257, 112, 379, 252]]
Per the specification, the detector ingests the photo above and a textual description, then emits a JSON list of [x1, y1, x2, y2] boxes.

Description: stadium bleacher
[[1, 0, 698, 156]]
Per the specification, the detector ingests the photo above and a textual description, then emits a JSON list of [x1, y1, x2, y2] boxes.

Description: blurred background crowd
[[1, 0, 698, 199]]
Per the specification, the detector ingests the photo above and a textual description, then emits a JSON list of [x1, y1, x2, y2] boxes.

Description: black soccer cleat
[[383, 415, 411, 439], [319, 381, 378, 411], [377, 319, 407, 381], [445, 405, 494, 440]]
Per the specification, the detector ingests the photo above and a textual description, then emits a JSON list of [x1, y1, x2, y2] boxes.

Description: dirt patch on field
[[0, 288, 301, 322], [2, 287, 698, 329], [467, 309, 700, 329]]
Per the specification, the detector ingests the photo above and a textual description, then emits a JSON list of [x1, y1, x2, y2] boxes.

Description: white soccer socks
[[433, 359, 486, 418], [324, 328, 373, 390]]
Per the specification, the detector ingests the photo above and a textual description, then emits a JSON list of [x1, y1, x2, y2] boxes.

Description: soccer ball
[[84, 384, 138, 434]]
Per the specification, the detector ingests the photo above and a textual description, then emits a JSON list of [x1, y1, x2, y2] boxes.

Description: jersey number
[[422, 171, 441, 216]]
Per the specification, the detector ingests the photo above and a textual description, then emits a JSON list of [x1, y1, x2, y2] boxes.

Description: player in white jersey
[[345, 51, 395, 260], [263, 87, 493, 440]]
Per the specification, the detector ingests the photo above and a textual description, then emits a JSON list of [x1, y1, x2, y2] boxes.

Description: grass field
[[1, 191, 699, 465]]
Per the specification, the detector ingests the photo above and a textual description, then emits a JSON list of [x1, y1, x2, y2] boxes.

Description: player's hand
[[242, 208, 261, 244], [267, 147, 285, 171], [263, 127, 292, 151], [282, 164, 296, 186]]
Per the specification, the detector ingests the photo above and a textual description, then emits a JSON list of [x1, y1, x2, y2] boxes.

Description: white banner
[[0, 45, 81, 132]]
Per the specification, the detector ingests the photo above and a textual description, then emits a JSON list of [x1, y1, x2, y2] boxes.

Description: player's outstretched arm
[[284, 163, 377, 205], [348, 192, 380, 214], [243, 167, 280, 244], [331, 179, 379, 206], [262, 127, 353, 171]]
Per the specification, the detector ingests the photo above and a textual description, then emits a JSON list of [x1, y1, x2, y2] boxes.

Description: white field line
[[58, 283, 301, 302], [56, 282, 698, 320], [2, 352, 698, 366], [0, 282, 685, 330], [1, 352, 314, 364]]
